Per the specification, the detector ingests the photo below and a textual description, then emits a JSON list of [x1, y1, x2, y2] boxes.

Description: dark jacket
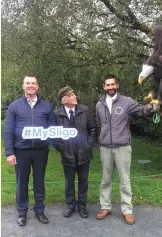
[[96, 93, 152, 148], [4, 96, 56, 156], [54, 104, 97, 167]]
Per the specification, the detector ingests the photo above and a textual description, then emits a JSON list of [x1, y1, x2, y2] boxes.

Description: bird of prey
[[138, 25, 162, 111]]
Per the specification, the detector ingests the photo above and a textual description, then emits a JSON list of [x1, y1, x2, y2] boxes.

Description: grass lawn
[[1, 138, 162, 207]]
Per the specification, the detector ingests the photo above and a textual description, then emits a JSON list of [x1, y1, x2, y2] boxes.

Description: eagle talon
[[150, 99, 160, 105], [144, 93, 152, 100]]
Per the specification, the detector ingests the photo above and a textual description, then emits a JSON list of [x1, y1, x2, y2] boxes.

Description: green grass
[[1, 138, 162, 206]]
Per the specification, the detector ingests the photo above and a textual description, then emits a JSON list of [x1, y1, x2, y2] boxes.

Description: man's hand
[[143, 104, 154, 117], [7, 155, 17, 166], [150, 100, 161, 112]]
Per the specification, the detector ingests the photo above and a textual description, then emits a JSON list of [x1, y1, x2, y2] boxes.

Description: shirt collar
[[106, 93, 117, 101], [64, 106, 75, 116], [27, 96, 37, 103]]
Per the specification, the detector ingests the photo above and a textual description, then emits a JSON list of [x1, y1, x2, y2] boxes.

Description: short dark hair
[[23, 74, 39, 84], [103, 74, 120, 84]]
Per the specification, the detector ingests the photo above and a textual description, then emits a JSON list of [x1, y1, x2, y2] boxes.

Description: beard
[[105, 89, 117, 97]]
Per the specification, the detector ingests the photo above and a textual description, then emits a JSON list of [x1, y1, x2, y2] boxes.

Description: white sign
[[22, 126, 78, 140]]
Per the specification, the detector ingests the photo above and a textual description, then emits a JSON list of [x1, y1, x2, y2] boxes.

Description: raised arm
[[128, 97, 153, 118]]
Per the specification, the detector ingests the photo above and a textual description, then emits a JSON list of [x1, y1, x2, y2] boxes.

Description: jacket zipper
[[31, 107, 34, 148], [100, 96, 119, 148], [102, 101, 113, 147], [109, 113, 113, 147]]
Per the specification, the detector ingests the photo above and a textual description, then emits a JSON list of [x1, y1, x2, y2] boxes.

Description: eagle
[[138, 25, 162, 111]]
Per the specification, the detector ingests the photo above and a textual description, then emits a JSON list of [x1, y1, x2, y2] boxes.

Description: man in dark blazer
[[54, 86, 96, 218], [4, 75, 56, 226]]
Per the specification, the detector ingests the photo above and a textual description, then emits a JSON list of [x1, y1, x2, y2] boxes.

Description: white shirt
[[64, 106, 75, 119], [106, 93, 117, 114], [27, 96, 37, 108]]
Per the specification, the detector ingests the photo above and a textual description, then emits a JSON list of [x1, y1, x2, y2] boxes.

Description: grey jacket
[[96, 93, 151, 148]]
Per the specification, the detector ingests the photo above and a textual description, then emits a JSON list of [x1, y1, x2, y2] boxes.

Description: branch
[[112, 30, 153, 48], [100, 0, 152, 36]]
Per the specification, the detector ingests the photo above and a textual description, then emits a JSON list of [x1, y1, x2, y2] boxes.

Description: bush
[[130, 117, 162, 141]]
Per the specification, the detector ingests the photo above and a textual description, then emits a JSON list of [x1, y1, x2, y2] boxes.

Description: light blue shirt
[[27, 96, 37, 108]]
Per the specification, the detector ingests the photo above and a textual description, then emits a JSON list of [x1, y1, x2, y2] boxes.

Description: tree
[[1, 0, 162, 103]]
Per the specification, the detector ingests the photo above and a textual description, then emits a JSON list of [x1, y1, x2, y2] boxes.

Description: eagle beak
[[138, 76, 145, 85]]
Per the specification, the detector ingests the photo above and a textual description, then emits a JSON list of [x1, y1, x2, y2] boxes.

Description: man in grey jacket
[[96, 74, 152, 225]]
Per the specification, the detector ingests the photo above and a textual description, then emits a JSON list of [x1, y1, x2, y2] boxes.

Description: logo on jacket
[[115, 107, 123, 114]]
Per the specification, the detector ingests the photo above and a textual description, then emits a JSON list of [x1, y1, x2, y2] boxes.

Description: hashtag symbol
[[23, 128, 31, 138]]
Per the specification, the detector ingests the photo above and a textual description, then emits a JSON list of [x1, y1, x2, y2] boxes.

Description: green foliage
[[1, 64, 22, 119], [131, 118, 162, 140], [1, 0, 162, 134]]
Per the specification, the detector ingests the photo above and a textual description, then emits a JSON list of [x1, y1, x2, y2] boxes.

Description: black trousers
[[15, 148, 48, 216], [63, 161, 90, 209]]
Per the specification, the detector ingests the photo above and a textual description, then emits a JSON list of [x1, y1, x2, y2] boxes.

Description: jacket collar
[[99, 93, 120, 104], [22, 95, 41, 105], [98, 93, 120, 109], [57, 104, 83, 117]]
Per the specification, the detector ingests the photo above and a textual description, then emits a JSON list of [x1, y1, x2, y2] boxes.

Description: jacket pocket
[[124, 145, 132, 153]]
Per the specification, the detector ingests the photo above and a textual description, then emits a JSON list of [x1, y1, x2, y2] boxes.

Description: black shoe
[[78, 208, 88, 218], [17, 215, 27, 226], [63, 208, 75, 218], [35, 213, 49, 224]]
